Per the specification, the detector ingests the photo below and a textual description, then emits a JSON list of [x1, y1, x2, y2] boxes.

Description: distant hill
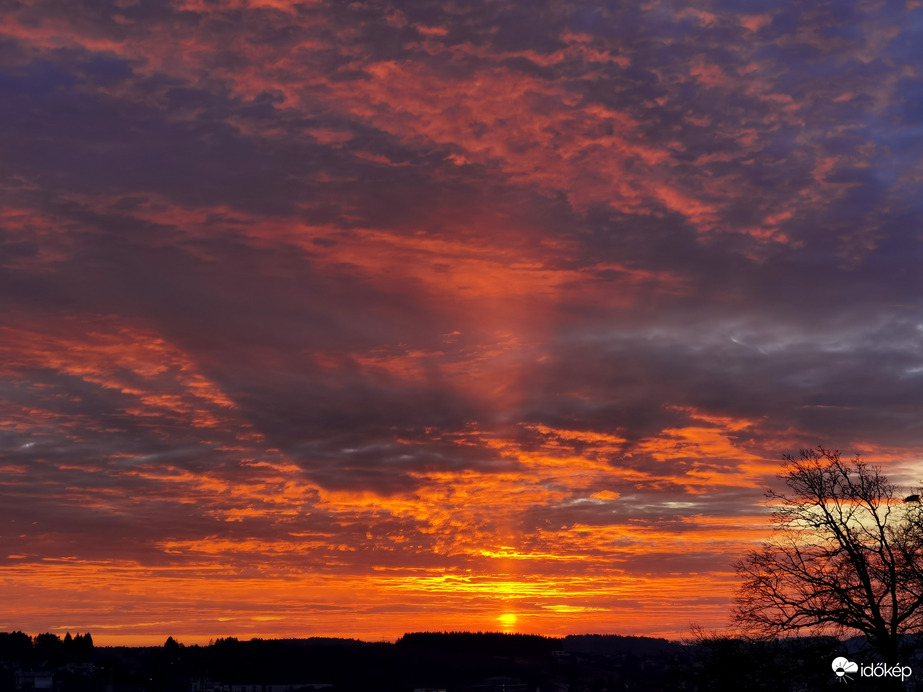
[[563, 634, 686, 657], [397, 631, 560, 656]]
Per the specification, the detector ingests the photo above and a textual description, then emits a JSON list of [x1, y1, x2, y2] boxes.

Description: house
[[14, 670, 53, 691]]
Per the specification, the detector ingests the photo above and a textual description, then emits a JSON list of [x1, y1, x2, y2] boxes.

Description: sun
[[497, 613, 518, 629]]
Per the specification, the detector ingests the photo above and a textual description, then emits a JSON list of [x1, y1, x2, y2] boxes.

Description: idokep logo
[[832, 657, 858, 681], [831, 656, 913, 683]]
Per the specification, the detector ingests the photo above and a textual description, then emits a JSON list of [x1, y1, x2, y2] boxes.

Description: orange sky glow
[[2, 0, 923, 646]]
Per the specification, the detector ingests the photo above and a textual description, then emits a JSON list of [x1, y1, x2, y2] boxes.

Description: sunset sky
[[2, 0, 923, 645]]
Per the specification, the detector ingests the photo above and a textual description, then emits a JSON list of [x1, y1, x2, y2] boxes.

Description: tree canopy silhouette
[[734, 447, 923, 667]]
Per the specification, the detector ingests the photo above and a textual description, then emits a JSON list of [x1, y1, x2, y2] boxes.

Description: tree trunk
[[874, 637, 907, 691]]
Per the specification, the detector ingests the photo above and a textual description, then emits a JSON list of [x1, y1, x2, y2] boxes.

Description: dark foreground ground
[[2, 630, 922, 692]]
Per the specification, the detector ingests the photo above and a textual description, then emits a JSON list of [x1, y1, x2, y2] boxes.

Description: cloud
[[1, 0, 922, 641]]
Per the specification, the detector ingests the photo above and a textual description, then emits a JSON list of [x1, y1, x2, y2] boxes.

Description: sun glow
[[497, 613, 518, 629]]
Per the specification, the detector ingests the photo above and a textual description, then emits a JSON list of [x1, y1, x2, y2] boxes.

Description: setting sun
[[498, 614, 519, 629]]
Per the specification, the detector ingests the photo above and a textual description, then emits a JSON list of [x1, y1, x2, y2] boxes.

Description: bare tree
[[734, 447, 923, 668]]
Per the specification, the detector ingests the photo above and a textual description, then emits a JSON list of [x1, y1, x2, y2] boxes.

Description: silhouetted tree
[[72, 632, 94, 657], [0, 631, 32, 662], [33, 632, 62, 664], [735, 447, 923, 670]]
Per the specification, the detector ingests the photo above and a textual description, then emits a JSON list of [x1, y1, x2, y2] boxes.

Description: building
[[14, 670, 53, 691]]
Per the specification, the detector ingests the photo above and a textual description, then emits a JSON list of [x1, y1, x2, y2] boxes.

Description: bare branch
[[733, 447, 922, 665]]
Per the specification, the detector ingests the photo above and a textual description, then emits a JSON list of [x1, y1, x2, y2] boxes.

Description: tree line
[[0, 631, 94, 664]]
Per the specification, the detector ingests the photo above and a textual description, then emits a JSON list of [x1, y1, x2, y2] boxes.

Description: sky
[[1, 0, 923, 646]]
